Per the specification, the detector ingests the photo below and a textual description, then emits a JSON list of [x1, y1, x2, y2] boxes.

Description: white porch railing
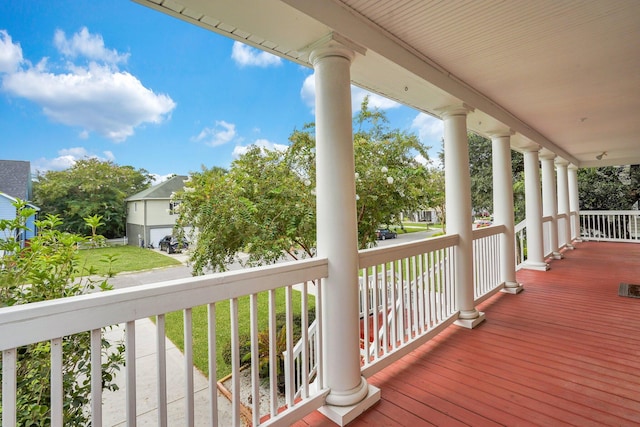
[[515, 218, 528, 270], [472, 225, 505, 302], [357, 234, 459, 377], [0, 258, 328, 427], [580, 211, 640, 243]]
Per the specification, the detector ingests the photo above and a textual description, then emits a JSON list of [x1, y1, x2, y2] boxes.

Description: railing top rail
[[358, 234, 459, 269], [472, 224, 506, 240], [0, 257, 328, 351], [581, 210, 640, 215]]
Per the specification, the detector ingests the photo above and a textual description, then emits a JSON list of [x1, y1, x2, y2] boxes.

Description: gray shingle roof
[[125, 175, 188, 201], [0, 160, 31, 200]]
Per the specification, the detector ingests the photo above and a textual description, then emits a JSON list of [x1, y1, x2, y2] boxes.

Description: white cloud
[[150, 173, 174, 185], [232, 138, 288, 158], [193, 120, 237, 147], [231, 41, 281, 68], [411, 112, 443, 143], [351, 87, 400, 111], [32, 147, 116, 172], [54, 27, 129, 64], [301, 74, 316, 112], [300, 72, 400, 113], [414, 154, 428, 166], [0, 30, 23, 73], [0, 28, 175, 142]]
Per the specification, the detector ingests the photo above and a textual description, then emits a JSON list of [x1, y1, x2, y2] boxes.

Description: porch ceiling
[[134, 0, 640, 168]]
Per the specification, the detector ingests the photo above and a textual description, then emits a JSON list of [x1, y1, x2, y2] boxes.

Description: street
[[108, 229, 442, 289]]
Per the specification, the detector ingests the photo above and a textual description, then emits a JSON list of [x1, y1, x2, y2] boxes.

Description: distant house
[[125, 175, 189, 247], [0, 160, 39, 247]]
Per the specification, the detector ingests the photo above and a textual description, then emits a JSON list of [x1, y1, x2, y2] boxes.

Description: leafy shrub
[[0, 200, 124, 426]]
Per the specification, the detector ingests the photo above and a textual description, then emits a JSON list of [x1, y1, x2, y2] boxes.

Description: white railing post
[[441, 104, 485, 328], [490, 131, 522, 293], [522, 146, 549, 271], [310, 34, 379, 423]]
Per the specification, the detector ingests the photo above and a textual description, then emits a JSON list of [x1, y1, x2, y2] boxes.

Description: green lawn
[[77, 245, 181, 276]]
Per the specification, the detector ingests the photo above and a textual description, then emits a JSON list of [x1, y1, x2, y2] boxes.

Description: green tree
[[0, 200, 124, 426], [33, 158, 152, 238], [176, 99, 432, 274], [578, 165, 640, 210]]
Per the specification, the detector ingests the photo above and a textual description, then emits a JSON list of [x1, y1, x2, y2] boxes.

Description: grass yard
[[162, 287, 315, 380], [397, 221, 443, 233], [77, 245, 182, 276]]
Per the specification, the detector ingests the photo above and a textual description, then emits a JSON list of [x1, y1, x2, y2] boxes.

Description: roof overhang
[[134, 0, 640, 168]]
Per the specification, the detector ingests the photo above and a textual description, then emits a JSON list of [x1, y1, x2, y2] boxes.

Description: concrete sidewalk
[[101, 318, 236, 426], [102, 250, 235, 426]]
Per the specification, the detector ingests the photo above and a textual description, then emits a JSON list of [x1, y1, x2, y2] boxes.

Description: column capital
[[539, 148, 557, 160], [520, 142, 541, 152], [437, 103, 474, 118], [307, 32, 364, 65], [568, 164, 579, 171], [554, 157, 569, 167], [487, 128, 514, 138]]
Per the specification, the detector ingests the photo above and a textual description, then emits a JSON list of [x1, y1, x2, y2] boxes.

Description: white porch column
[[522, 147, 549, 271], [310, 37, 379, 425], [490, 132, 522, 293], [442, 105, 485, 329], [568, 164, 582, 242], [556, 158, 575, 250], [540, 152, 562, 259]]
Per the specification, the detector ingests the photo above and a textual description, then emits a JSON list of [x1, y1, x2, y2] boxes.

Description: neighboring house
[[125, 175, 189, 248], [0, 160, 39, 248]]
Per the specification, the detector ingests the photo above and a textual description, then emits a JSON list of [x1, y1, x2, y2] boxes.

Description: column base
[[319, 383, 380, 426], [565, 243, 575, 250], [501, 282, 524, 294], [521, 261, 550, 271], [551, 251, 564, 260], [455, 311, 486, 329]]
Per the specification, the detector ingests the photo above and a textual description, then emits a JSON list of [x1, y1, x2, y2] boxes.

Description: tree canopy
[[33, 158, 153, 238], [578, 165, 640, 210], [176, 99, 433, 274]]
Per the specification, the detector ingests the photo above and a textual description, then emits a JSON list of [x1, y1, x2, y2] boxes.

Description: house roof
[[0, 192, 40, 210], [134, 0, 640, 168], [0, 160, 31, 200], [125, 175, 188, 201]]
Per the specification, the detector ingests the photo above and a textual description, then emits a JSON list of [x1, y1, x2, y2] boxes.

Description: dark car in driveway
[[376, 228, 397, 240], [159, 235, 188, 254]]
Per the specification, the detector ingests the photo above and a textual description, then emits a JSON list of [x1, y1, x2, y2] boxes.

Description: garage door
[[149, 228, 173, 248]]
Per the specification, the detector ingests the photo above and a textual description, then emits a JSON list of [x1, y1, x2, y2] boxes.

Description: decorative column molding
[[540, 151, 562, 260], [441, 104, 486, 329], [309, 38, 379, 425], [568, 164, 582, 242], [555, 158, 575, 250], [490, 131, 523, 293], [522, 146, 550, 271]]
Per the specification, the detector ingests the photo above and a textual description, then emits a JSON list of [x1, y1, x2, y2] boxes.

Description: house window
[[169, 201, 181, 215], [134, 202, 137, 212]]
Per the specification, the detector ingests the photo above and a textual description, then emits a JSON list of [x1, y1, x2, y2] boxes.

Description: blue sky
[[0, 0, 443, 183]]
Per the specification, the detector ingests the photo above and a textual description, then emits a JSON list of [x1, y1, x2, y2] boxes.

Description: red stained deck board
[[300, 242, 640, 426]]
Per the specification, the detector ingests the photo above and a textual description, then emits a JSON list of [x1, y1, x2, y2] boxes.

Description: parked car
[[159, 235, 188, 253], [376, 228, 397, 240]]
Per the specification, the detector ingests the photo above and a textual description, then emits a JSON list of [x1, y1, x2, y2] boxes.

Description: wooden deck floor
[[297, 242, 640, 426]]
